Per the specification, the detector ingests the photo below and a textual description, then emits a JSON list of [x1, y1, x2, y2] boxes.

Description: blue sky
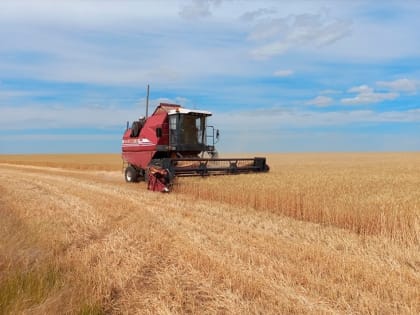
[[0, 0, 419, 153]]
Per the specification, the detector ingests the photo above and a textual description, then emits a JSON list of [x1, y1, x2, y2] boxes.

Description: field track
[[0, 154, 419, 314]]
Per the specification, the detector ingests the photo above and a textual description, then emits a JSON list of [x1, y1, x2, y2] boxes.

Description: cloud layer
[[341, 85, 398, 105], [249, 11, 352, 59], [0, 1, 419, 153]]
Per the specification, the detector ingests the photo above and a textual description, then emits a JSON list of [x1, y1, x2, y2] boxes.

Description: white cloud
[[306, 95, 333, 107], [248, 17, 289, 41], [347, 85, 371, 94], [251, 41, 291, 59], [179, 0, 223, 19], [239, 8, 277, 22], [341, 85, 399, 105], [325, 12, 420, 61], [273, 69, 294, 77], [1, 104, 419, 132], [213, 108, 420, 131], [0, 90, 34, 99], [249, 11, 352, 59], [0, 19, 253, 86], [0, 96, 191, 130], [0, 105, 135, 130], [376, 78, 419, 93], [0, 1, 178, 26]]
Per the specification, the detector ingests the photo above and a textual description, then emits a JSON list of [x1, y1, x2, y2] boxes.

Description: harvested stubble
[[0, 153, 419, 314]]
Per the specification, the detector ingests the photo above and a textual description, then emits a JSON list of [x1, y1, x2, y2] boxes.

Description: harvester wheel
[[125, 166, 138, 183]]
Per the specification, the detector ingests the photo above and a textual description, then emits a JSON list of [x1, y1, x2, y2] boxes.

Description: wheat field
[[0, 153, 419, 314]]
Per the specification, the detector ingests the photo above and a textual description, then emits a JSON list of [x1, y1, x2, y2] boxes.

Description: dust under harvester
[[121, 99, 269, 192]]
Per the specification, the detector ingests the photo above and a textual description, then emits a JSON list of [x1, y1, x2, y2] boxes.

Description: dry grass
[[0, 153, 419, 314]]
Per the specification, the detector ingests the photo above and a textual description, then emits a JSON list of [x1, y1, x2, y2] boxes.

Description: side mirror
[[156, 127, 162, 138], [216, 129, 220, 140]]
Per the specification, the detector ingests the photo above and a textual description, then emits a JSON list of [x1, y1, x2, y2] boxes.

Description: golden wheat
[[176, 153, 420, 244], [0, 153, 419, 314]]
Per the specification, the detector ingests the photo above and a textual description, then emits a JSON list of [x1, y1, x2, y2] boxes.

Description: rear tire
[[125, 166, 138, 183]]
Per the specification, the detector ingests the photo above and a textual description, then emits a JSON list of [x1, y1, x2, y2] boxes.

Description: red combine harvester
[[121, 103, 269, 192]]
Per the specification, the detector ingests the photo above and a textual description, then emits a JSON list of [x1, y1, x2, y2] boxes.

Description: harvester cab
[[122, 103, 269, 192], [166, 106, 216, 157]]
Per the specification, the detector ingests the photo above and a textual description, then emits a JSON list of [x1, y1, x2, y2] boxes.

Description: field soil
[[0, 153, 419, 314]]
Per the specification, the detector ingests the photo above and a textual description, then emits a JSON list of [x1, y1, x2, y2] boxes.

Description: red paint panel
[[121, 103, 172, 169]]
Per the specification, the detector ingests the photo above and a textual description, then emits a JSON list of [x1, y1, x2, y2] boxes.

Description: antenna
[[145, 84, 150, 118]]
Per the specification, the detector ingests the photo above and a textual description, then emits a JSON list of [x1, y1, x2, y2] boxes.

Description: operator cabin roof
[[167, 108, 212, 116], [154, 103, 212, 116]]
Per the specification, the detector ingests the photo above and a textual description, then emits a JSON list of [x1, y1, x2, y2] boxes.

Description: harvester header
[[121, 103, 269, 192]]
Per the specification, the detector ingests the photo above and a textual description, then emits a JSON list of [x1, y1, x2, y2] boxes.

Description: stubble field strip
[[0, 157, 419, 314]]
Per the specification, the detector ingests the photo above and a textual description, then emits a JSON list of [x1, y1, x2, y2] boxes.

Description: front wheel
[[125, 166, 138, 183]]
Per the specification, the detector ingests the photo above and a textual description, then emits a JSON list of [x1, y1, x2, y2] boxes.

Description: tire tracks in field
[[0, 165, 325, 313], [24, 168, 328, 313], [0, 165, 248, 313], [0, 166, 334, 312], [1, 164, 419, 314]]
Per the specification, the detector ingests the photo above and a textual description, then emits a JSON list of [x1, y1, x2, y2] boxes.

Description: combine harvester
[[121, 99, 269, 192]]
